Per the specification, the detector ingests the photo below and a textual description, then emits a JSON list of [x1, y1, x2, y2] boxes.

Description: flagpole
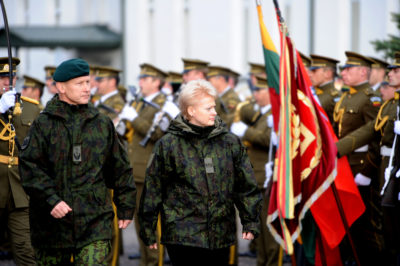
[[330, 183, 361, 266]]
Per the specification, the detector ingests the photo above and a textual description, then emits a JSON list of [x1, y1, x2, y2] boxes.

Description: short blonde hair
[[178, 79, 217, 119]]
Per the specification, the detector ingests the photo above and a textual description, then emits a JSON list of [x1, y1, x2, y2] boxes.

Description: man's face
[[369, 68, 385, 86], [46, 77, 58, 94], [388, 68, 400, 88], [21, 87, 38, 100], [341, 66, 364, 87], [96, 77, 112, 96], [253, 88, 270, 107], [309, 68, 325, 87], [183, 70, 205, 83], [380, 84, 396, 101], [0, 76, 17, 94], [139, 76, 159, 97], [58, 76, 91, 105]]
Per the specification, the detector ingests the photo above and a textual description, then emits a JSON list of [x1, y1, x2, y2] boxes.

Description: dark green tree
[[371, 13, 400, 60]]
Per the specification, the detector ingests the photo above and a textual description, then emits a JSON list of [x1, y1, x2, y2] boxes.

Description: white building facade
[[0, 0, 398, 99]]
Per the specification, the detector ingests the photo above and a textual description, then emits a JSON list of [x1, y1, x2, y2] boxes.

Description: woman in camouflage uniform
[[139, 79, 262, 266]]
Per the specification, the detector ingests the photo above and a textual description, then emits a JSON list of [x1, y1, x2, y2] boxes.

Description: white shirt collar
[[99, 90, 118, 103], [144, 92, 160, 102], [260, 104, 271, 115]]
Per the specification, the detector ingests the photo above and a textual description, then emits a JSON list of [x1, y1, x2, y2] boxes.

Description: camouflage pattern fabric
[[35, 240, 111, 265], [19, 95, 136, 249], [138, 114, 262, 249]]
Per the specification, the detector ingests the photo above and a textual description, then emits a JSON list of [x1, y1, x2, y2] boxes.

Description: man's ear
[[55, 82, 65, 94]]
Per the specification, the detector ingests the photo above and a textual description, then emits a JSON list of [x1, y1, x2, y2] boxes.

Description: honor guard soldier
[[94, 66, 125, 123], [309, 54, 341, 124], [369, 57, 389, 92], [118, 63, 179, 266], [89, 64, 100, 103], [93, 66, 126, 265], [248, 62, 266, 87], [0, 57, 38, 265], [334, 51, 383, 266], [181, 58, 209, 84], [44, 65, 57, 95], [21, 75, 45, 110], [384, 52, 400, 265], [161, 71, 182, 101], [207, 65, 241, 128], [231, 76, 280, 266]]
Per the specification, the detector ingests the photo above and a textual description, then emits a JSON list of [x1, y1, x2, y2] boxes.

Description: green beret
[[53, 58, 90, 82]]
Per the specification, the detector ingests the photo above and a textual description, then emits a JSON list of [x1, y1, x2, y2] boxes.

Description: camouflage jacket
[[19, 95, 136, 249], [138, 114, 262, 249]]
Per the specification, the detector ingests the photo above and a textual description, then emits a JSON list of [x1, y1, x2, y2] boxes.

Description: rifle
[[139, 109, 165, 147]]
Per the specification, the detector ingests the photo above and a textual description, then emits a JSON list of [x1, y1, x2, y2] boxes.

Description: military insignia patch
[[21, 136, 30, 150], [204, 157, 215, 174], [73, 145, 82, 163], [370, 96, 381, 107]]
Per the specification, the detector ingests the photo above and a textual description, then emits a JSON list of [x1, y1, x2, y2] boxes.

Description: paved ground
[[1, 222, 258, 266]]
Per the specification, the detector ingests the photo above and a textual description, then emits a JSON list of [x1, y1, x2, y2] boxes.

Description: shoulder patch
[[21, 136, 30, 150], [21, 96, 39, 105], [370, 96, 382, 107]]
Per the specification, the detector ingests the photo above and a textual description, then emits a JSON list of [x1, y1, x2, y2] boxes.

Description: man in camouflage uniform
[[231, 76, 280, 266], [309, 54, 341, 124], [0, 57, 38, 265], [118, 63, 179, 266], [19, 58, 136, 265], [21, 75, 45, 110], [207, 66, 241, 128], [334, 51, 383, 265]]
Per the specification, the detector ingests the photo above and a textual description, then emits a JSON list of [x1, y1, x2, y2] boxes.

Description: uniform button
[[28, 122, 31, 126], [349, 110, 353, 113], [360, 160, 364, 164], [8, 165, 11, 168]]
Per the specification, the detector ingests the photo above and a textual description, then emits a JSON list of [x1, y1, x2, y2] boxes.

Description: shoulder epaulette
[[330, 89, 339, 96], [363, 87, 373, 96], [21, 96, 39, 105]]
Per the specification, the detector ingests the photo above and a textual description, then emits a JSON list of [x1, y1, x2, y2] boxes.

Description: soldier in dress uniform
[[382, 52, 400, 265], [207, 65, 241, 128], [309, 54, 341, 124], [94, 66, 125, 123], [231, 76, 280, 266], [89, 64, 100, 104], [248, 62, 266, 88], [333, 51, 383, 266], [369, 57, 389, 92], [181, 58, 209, 84], [92, 66, 126, 266], [118, 63, 179, 266], [21, 75, 45, 110], [44, 65, 57, 95], [0, 57, 39, 265]]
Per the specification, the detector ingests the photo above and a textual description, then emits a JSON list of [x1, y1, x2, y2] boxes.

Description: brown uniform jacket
[[128, 93, 167, 183], [0, 97, 40, 208], [316, 81, 340, 124], [216, 88, 241, 128]]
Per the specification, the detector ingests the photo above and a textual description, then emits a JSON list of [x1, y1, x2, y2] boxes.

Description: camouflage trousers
[[35, 240, 111, 265]]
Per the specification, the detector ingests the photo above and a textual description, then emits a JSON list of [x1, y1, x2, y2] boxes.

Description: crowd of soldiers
[[0, 48, 399, 266]]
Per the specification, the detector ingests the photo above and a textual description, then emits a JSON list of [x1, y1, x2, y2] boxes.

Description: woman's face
[[187, 94, 217, 127]]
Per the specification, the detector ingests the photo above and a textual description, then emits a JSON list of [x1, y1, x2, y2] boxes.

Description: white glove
[[264, 161, 274, 188], [271, 131, 278, 146], [394, 121, 400, 135], [115, 121, 126, 136], [0, 90, 16, 113], [230, 121, 248, 138], [354, 173, 371, 186], [119, 105, 138, 122], [267, 115, 274, 128], [162, 101, 180, 119]]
